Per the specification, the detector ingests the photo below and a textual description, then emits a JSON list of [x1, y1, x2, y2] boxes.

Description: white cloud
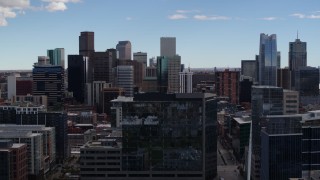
[[168, 14, 187, 20], [291, 13, 305, 19], [176, 9, 199, 14], [0, 0, 30, 9], [291, 13, 320, 19], [0, 7, 18, 26], [308, 14, 320, 19], [260, 17, 278, 21], [46, 2, 67, 11], [126, 17, 132, 21], [43, 0, 81, 12], [0, 0, 82, 26], [193, 14, 230, 20]]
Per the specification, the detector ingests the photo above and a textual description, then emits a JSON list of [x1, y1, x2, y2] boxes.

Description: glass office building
[[258, 33, 277, 86]]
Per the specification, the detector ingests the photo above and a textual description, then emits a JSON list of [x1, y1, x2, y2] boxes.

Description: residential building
[[0, 140, 28, 180], [215, 69, 240, 104]]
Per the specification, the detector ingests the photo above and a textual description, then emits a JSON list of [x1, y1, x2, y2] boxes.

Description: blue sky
[[0, 0, 320, 69]]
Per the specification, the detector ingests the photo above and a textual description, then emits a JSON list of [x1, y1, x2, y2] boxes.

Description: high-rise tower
[[116, 41, 132, 60], [258, 33, 277, 86], [79, 31, 94, 56], [160, 37, 176, 57], [289, 37, 307, 71], [47, 48, 65, 68]]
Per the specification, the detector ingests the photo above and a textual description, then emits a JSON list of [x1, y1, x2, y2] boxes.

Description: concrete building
[[14, 94, 48, 108], [7, 75, 16, 101], [160, 37, 176, 57], [215, 69, 240, 104], [116, 41, 132, 60], [241, 60, 256, 82], [283, 89, 299, 115]]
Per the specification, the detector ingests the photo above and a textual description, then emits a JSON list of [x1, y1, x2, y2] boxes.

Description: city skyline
[[1, 0, 320, 69]]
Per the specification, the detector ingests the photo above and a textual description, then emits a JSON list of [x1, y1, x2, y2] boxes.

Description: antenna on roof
[[297, 30, 299, 39]]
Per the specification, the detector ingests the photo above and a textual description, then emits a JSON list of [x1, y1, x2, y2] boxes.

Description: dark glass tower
[[79, 31, 94, 57], [68, 55, 87, 103], [260, 115, 302, 180]]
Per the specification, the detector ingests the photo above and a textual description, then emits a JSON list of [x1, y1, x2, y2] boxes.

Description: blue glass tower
[[258, 34, 277, 86]]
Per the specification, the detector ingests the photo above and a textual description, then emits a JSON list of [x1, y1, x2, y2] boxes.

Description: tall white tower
[[179, 67, 193, 93]]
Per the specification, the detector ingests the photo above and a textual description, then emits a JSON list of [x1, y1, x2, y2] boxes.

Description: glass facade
[[259, 34, 277, 86], [157, 56, 169, 93], [251, 86, 283, 153], [295, 66, 319, 96], [117, 93, 217, 179]]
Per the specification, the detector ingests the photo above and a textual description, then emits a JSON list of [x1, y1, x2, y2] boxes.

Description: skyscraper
[[241, 60, 256, 81], [79, 32, 95, 83], [116, 41, 132, 60], [289, 38, 307, 71], [258, 33, 277, 86], [32, 63, 65, 110], [47, 48, 65, 68], [250, 86, 283, 180], [79, 31, 94, 56], [68, 55, 87, 103], [160, 37, 176, 57]]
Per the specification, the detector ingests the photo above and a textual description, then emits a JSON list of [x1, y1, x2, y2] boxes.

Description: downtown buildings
[[80, 93, 217, 180]]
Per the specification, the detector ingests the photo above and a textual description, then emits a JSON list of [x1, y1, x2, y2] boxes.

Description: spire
[[297, 30, 299, 40]]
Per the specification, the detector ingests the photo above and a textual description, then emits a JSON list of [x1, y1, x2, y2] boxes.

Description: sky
[[0, 0, 320, 70]]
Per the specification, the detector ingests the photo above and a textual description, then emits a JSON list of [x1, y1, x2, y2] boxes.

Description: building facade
[[215, 69, 240, 104], [160, 37, 176, 57], [32, 65, 64, 110], [116, 41, 132, 60], [258, 33, 278, 86]]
